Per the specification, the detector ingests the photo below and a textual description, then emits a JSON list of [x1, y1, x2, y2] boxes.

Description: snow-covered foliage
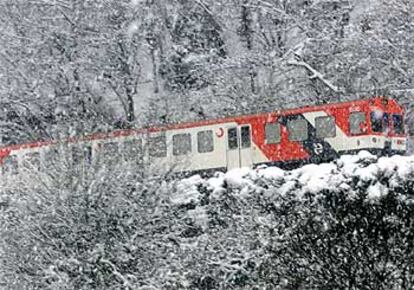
[[2, 151, 414, 289]]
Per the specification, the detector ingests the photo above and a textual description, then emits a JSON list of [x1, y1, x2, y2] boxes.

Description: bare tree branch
[[287, 58, 340, 93]]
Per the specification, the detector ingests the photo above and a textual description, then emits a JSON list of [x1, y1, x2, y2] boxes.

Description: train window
[[84, 146, 92, 164], [228, 127, 238, 150], [2, 155, 18, 175], [316, 116, 336, 138], [44, 147, 59, 169], [103, 142, 118, 156], [370, 111, 386, 133], [72, 146, 92, 166], [393, 114, 405, 134], [287, 118, 308, 141], [23, 152, 41, 171], [265, 123, 281, 144], [72, 146, 83, 165], [197, 130, 214, 153], [100, 142, 119, 165], [149, 135, 167, 158], [350, 112, 366, 135], [241, 126, 251, 148], [173, 133, 192, 156], [123, 139, 142, 161]]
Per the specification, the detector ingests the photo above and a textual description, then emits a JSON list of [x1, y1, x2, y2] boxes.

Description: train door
[[240, 125, 253, 167], [226, 125, 253, 169]]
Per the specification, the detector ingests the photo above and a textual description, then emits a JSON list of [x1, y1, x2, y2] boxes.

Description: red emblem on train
[[216, 128, 224, 138]]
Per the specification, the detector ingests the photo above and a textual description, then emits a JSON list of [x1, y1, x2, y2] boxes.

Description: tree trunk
[[241, 0, 256, 93], [126, 85, 135, 123]]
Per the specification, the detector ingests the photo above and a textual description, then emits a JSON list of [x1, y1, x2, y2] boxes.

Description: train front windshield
[[370, 110, 388, 133], [392, 114, 405, 134], [370, 110, 405, 135]]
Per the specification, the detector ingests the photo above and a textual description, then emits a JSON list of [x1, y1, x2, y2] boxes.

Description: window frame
[[392, 114, 405, 135], [197, 130, 214, 153], [84, 146, 92, 165], [123, 139, 143, 162], [287, 117, 309, 142], [172, 133, 192, 156], [240, 125, 251, 148], [315, 116, 336, 139], [149, 134, 167, 158], [97, 142, 119, 165], [72, 146, 83, 165], [72, 145, 92, 166], [370, 111, 386, 133], [102, 142, 119, 156], [227, 127, 239, 150], [265, 122, 281, 144], [349, 111, 367, 135]]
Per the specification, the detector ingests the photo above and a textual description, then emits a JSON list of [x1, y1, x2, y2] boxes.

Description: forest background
[[0, 0, 413, 145]]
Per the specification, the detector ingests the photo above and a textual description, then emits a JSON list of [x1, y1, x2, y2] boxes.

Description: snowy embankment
[[173, 151, 414, 207]]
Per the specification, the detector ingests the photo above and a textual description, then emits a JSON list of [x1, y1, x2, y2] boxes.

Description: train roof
[[0, 96, 405, 155]]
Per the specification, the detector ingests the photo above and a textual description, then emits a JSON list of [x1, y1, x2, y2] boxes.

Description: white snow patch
[[294, 163, 341, 194], [257, 166, 285, 180], [126, 21, 140, 37], [367, 183, 389, 200], [187, 206, 209, 230], [130, 0, 143, 7], [171, 175, 204, 205], [224, 167, 253, 188], [215, 153, 413, 202]]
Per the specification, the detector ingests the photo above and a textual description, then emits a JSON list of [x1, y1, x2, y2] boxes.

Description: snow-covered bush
[[1, 151, 414, 289], [0, 160, 176, 289]]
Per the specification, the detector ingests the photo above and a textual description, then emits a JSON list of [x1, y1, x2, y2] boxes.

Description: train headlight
[[372, 137, 377, 143]]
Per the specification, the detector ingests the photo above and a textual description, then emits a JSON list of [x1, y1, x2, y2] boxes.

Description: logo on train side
[[216, 128, 224, 138], [313, 143, 324, 155]]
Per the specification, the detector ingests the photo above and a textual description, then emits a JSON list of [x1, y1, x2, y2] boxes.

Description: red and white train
[[0, 96, 408, 177]]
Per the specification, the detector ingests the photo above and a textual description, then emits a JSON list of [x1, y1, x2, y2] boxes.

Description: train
[[0, 96, 408, 179]]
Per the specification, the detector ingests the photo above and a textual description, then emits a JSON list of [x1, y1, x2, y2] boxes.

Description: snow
[[223, 167, 253, 189], [207, 173, 226, 197], [257, 166, 284, 180], [171, 174, 203, 205], [366, 183, 389, 200], [293, 163, 340, 195], [187, 206, 209, 230], [371, 110, 384, 119], [173, 151, 414, 206], [127, 21, 140, 37]]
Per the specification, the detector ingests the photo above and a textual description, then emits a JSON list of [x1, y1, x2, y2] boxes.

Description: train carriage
[[0, 96, 408, 180]]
